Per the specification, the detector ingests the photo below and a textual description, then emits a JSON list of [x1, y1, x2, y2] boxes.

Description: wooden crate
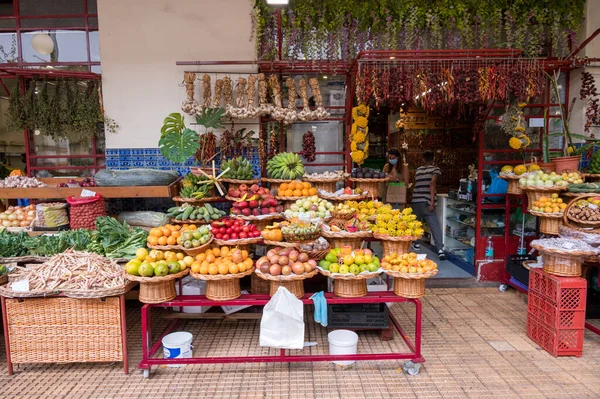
[[3, 296, 126, 368]]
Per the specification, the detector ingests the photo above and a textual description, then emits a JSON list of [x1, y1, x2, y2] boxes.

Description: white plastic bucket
[[328, 329, 359, 366], [162, 332, 193, 367]]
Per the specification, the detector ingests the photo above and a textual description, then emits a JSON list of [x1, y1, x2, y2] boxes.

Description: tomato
[[222, 234, 230, 241], [225, 220, 234, 227], [242, 226, 250, 233], [235, 219, 245, 226], [233, 226, 242, 233], [226, 228, 233, 235], [215, 233, 223, 239], [230, 233, 239, 240], [239, 232, 248, 239]]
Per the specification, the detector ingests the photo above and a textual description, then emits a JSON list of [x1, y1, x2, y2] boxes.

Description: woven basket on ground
[[321, 230, 371, 249], [254, 269, 318, 298], [383, 269, 438, 298], [250, 272, 270, 294], [181, 236, 214, 256], [319, 268, 382, 297], [124, 269, 189, 303], [373, 233, 419, 256], [190, 268, 254, 301], [4, 296, 125, 365], [529, 211, 563, 236], [347, 177, 389, 199], [499, 175, 523, 195]]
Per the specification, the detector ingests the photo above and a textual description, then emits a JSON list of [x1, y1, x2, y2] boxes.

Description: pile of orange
[[531, 195, 567, 214], [277, 180, 318, 197], [191, 246, 254, 275], [147, 224, 197, 246]]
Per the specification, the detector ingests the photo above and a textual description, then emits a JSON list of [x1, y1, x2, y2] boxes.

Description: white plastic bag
[[259, 286, 304, 349]]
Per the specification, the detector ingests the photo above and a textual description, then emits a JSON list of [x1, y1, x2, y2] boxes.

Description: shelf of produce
[[0, 178, 181, 199], [138, 291, 424, 377]]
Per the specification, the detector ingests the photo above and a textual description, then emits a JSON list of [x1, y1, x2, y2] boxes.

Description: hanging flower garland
[[503, 103, 531, 150], [350, 104, 370, 165]]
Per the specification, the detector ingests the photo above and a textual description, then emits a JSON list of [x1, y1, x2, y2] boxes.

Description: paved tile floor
[[1, 287, 599, 399]]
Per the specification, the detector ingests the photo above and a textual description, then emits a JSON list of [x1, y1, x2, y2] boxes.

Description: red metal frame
[[1, 293, 129, 375], [138, 291, 423, 376]]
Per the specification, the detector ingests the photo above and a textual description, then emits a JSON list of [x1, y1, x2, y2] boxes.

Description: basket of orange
[[276, 181, 319, 209], [189, 246, 254, 301], [146, 224, 189, 250]]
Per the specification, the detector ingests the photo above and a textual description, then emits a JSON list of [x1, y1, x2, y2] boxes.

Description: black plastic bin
[[506, 254, 535, 286], [327, 303, 389, 329]]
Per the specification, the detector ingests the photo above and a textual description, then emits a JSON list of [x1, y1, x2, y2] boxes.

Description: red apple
[[239, 232, 248, 239], [230, 208, 241, 215], [251, 208, 261, 216], [222, 234, 230, 241], [250, 184, 260, 192], [269, 207, 277, 214], [249, 200, 259, 208], [238, 201, 248, 209], [231, 189, 241, 198], [242, 226, 250, 233], [242, 208, 251, 216], [231, 233, 239, 240], [275, 205, 284, 212], [261, 207, 270, 215], [215, 233, 223, 240]]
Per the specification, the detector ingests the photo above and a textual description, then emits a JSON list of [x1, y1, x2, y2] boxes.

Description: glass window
[[0, 0, 13, 16], [88, 16, 98, 27], [22, 30, 87, 62], [21, 17, 86, 29], [87, 0, 97, 14], [0, 32, 17, 63], [0, 18, 16, 28], [19, 0, 84, 16], [89, 30, 99, 61], [90, 64, 101, 73]]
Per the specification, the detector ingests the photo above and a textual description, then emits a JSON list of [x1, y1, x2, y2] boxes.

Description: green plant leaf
[[195, 107, 226, 130], [159, 128, 200, 164], [161, 112, 186, 137]]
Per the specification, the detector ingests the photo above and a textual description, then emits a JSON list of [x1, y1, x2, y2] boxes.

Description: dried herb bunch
[[6, 78, 114, 142]]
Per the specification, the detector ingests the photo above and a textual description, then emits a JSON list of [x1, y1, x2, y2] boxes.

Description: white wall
[[97, 0, 256, 149]]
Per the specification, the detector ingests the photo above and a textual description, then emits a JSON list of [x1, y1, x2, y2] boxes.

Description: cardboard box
[[385, 184, 407, 204]]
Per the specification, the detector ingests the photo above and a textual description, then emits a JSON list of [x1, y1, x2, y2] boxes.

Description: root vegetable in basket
[[191, 246, 253, 275], [257, 247, 316, 276]]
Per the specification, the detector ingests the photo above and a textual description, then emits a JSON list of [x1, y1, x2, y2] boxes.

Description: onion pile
[[0, 205, 36, 228], [0, 176, 46, 188]]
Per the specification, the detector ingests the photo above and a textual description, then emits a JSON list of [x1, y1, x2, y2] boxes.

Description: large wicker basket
[[250, 272, 270, 294], [303, 176, 346, 193], [4, 296, 125, 366], [530, 242, 597, 277], [181, 236, 214, 256], [383, 269, 438, 298], [347, 177, 389, 199], [124, 269, 189, 303], [499, 175, 523, 195], [190, 268, 254, 301], [319, 269, 381, 297], [529, 211, 563, 236], [221, 178, 260, 191], [564, 194, 600, 231], [254, 269, 318, 298], [233, 214, 283, 232], [373, 233, 419, 256], [321, 230, 372, 249], [521, 186, 565, 205]]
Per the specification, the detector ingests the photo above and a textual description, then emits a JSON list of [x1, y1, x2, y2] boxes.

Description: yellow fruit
[[501, 165, 514, 173], [528, 164, 540, 172], [218, 264, 229, 275], [199, 264, 209, 274], [514, 165, 527, 176], [229, 264, 239, 274], [136, 248, 148, 261], [208, 264, 219, 275], [183, 256, 194, 266]]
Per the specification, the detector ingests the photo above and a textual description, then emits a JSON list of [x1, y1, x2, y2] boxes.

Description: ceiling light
[[389, 56, 395, 60], [322, 75, 328, 79], [31, 33, 54, 55], [266, 0, 289, 5]]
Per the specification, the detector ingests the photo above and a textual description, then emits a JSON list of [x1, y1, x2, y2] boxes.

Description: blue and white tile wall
[[105, 147, 261, 178]]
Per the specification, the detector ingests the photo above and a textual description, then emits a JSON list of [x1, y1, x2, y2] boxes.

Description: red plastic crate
[[528, 291, 586, 330], [526, 315, 584, 357], [528, 268, 586, 309]]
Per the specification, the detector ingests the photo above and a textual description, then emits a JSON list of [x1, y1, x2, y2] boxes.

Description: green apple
[[367, 262, 379, 272], [325, 252, 338, 263], [138, 263, 154, 277], [319, 260, 331, 270], [167, 261, 181, 274], [155, 263, 169, 276], [359, 265, 369, 273]]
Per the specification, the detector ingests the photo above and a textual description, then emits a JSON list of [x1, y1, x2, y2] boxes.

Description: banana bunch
[[266, 152, 305, 180], [180, 173, 214, 199], [588, 150, 600, 174], [221, 156, 254, 180]]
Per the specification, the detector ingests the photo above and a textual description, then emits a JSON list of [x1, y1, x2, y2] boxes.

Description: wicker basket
[[329, 210, 355, 220], [263, 240, 299, 248], [499, 175, 523, 195], [221, 178, 260, 191], [318, 191, 368, 202], [261, 177, 293, 188], [373, 233, 419, 256], [321, 230, 371, 249], [564, 194, 600, 230], [541, 254, 582, 277], [190, 268, 253, 301], [583, 173, 600, 182], [302, 246, 330, 261], [170, 218, 211, 225], [529, 211, 563, 236], [147, 243, 181, 251], [521, 186, 565, 205], [4, 296, 125, 365], [282, 230, 321, 243], [181, 236, 214, 256], [233, 214, 283, 232], [254, 269, 318, 298], [319, 269, 381, 298], [383, 269, 438, 298], [347, 177, 389, 199], [213, 237, 263, 247], [124, 269, 189, 303], [250, 272, 270, 294], [303, 176, 345, 193]]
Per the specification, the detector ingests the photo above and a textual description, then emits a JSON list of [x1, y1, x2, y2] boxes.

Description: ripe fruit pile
[[220, 156, 255, 180], [318, 247, 381, 275], [568, 197, 600, 223], [530, 194, 566, 214], [519, 171, 581, 188], [125, 248, 190, 277], [350, 167, 386, 179], [256, 247, 317, 276], [280, 221, 320, 240], [277, 180, 318, 197], [372, 207, 424, 238], [147, 224, 186, 246], [179, 226, 212, 249], [229, 184, 283, 217], [211, 218, 262, 241], [168, 203, 227, 222], [588, 150, 600, 174], [266, 152, 305, 180], [261, 223, 283, 241], [380, 252, 438, 274], [191, 246, 254, 275], [283, 196, 333, 219]]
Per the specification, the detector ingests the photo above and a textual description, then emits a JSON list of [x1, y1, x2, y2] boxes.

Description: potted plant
[[547, 70, 600, 172]]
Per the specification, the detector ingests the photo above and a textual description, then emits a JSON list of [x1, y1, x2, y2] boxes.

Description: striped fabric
[[411, 165, 441, 204]]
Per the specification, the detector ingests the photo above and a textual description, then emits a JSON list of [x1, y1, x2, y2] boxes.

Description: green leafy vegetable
[[22, 229, 92, 257], [88, 216, 148, 259], [159, 128, 201, 164], [0, 230, 28, 258]]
